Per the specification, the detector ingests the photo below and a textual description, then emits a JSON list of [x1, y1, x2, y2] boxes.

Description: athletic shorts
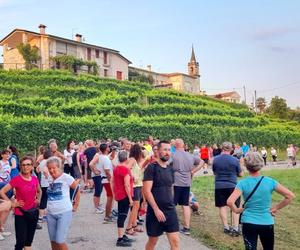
[[0, 182, 13, 199], [173, 186, 190, 206], [47, 211, 72, 244], [202, 159, 209, 164], [39, 187, 48, 209], [103, 183, 113, 197], [215, 188, 240, 207], [133, 187, 142, 201], [146, 207, 179, 237], [92, 176, 103, 197]]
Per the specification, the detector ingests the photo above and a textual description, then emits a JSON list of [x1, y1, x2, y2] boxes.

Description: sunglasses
[[21, 163, 32, 167]]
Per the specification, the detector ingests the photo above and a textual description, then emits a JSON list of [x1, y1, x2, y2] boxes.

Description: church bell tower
[[188, 46, 199, 77]]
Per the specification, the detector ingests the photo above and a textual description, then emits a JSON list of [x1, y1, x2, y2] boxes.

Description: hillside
[[0, 69, 299, 153]]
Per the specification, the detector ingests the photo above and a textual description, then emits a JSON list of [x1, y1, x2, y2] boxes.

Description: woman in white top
[[63, 140, 75, 177], [270, 147, 277, 163], [46, 156, 79, 250], [36, 150, 53, 223], [261, 147, 267, 166]]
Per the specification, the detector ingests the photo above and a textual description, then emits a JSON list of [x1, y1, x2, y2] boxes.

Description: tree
[[288, 107, 300, 123], [266, 96, 289, 119], [256, 97, 267, 113], [17, 43, 40, 70]]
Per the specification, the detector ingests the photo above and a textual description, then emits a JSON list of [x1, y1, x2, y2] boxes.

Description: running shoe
[[116, 238, 132, 247], [179, 227, 190, 235], [122, 235, 136, 243], [0, 231, 11, 236], [0, 234, 5, 241], [103, 216, 114, 224]]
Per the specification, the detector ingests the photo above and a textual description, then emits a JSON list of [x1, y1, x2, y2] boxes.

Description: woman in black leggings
[[227, 152, 294, 250], [111, 150, 134, 247]]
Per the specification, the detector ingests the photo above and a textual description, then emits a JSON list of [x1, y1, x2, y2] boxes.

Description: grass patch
[[187, 168, 300, 250]]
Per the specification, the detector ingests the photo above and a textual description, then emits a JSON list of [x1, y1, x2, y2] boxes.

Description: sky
[[0, 0, 299, 108]]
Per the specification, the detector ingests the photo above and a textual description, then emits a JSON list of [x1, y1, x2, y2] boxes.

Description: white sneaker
[[0, 234, 5, 241], [94, 208, 104, 214], [1, 231, 11, 237]]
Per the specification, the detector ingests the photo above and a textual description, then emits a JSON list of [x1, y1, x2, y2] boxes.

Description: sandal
[[125, 228, 137, 236], [133, 225, 144, 233]]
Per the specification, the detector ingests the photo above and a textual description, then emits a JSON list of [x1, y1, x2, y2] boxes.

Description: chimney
[[75, 34, 82, 42], [38, 24, 46, 34], [147, 65, 152, 71]]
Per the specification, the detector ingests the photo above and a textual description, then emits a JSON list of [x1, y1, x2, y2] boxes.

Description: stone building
[[0, 24, 131, 80], [129, 47, 200, 94], [210, 91, 241, 103]]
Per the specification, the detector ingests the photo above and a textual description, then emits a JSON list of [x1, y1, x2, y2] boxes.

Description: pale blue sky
[[1, 0, 299, 107]]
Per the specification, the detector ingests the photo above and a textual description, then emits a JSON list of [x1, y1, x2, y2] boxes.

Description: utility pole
[[254, 90, 257, 114], [243, 85, 246, 104]]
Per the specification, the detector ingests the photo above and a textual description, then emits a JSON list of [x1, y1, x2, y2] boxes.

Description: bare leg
[[105, 196, 113, 218], [218, 206, 229, 228], [51, 241, 59, 250], [182, 205, 191, 228], [166, 232, 180, 250], [93, 196, 100, 209], [0, 210, 10, 231], [57, 243, 68, 250], [145, 236, 159, 250], [231, 210, 240, 229], [126, 201, 139, 230]]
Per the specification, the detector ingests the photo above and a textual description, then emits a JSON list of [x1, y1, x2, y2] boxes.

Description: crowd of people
[[0, 137, 297, 250]]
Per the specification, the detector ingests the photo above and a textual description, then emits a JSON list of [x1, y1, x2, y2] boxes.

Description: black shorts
[[215, 188, 240, 207], [202, 159, 209, 164], [146, 208, 179, 237], [173, 186, 190, 206], [39, 187, 48, 209], [133, 187, 142, 201]]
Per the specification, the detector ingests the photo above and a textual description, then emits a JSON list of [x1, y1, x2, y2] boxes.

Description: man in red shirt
[[111, 151, 134, 247]]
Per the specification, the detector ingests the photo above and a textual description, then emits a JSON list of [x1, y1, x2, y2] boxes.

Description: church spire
[[188, 45, 199, 77], [190, 45, 196, 62]]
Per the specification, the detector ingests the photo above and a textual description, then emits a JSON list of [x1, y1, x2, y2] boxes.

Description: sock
[[232, 226, 239, 231], [224, 225, 230, 230]]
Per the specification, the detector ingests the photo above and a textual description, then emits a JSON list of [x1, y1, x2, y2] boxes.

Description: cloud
[[267, 45, 294, 53], [252, 27, 299, 41]]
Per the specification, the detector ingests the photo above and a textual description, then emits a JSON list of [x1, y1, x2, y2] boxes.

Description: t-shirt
[[200, 148, 209, 160], [10, 175, 39, 216], [261, 150, 267, 157], [113, 165, 133, 201], [241, 145, 250, 155], [46, 173, 74, 214], [236, 176, 278, 225], [287, 147, 295, 157], [212, 154, 241, 189], [212, 148, 222, 157], [84, 147, 97, 165], [172, 150, 200, 187], [271, 149, 277, 156], [98, 155, 113, 184], [143, 162, 175, 211], [0, 160, 11, 182], [64, 149, 75, 165], [39, 159, 52, 188]]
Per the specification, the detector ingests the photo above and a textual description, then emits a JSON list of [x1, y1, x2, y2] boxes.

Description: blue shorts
[[0, 182, 13, 199], [47, 211, 72, 243]]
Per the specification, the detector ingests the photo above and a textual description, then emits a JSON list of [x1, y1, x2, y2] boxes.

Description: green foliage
[[129, 69, 154, 84], [266, 96, 289, 119], [16, 43, 40, 69], [51, 55, 98, 75], [0, 70, 299, 153]]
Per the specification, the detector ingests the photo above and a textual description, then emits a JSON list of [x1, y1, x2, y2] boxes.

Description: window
[[103, 51, 108, 64], [104, 69, 108, 77], [95, 49, 99, 58], [116, 71, 122, 80], [87, 48, 91, 61]]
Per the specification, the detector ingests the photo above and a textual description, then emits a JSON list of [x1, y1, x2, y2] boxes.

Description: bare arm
[[191, 159, 205, 175], [270, 184, 295, 216], [124, 175, 133, 206], [89, 154, 100, 175], [70, 179, 81, 190], [10, 158, 17, 169], [143, 180, 166, 222], [36, 183, 42, 204], [76, 152, 82, 174], [0, 183, 24, 208], [227, 188, 243, 214]]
